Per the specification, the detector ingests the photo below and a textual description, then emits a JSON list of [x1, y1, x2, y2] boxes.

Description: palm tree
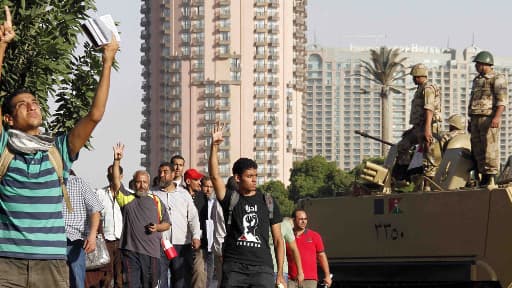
[[356, 47, 407, 155]]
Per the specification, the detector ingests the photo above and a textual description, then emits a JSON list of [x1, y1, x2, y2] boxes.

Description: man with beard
[[152, 162, 201, 288], [112, 144, 170, 287]]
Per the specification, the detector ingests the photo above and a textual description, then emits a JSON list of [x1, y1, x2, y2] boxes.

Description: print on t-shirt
[[237, 203, 261, 247]]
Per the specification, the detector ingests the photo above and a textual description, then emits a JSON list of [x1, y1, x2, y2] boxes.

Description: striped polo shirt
[[0, 131, 74, 259]]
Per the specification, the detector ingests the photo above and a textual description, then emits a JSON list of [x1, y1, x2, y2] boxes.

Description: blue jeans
[[67, 239, 86, 288]]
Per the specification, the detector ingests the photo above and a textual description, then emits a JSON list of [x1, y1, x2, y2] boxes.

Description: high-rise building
[[306, 44, 512, 171], [140, 0, 307, 184]]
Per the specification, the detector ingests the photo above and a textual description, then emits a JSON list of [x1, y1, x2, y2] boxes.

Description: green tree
[[0, 1, 107, 137], [257, 180, 295, 217], [289, 156, 352, 201], [356, 47, 407, 155]]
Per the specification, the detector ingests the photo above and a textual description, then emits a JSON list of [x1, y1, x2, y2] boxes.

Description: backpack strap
[[227, 190, 239, 226], [0, 146, 14, 180], [264, 193, 274, 221], [47, 146, 73, 212]]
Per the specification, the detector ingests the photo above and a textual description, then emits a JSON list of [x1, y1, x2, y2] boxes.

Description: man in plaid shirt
[[63, 170, 104, 288]]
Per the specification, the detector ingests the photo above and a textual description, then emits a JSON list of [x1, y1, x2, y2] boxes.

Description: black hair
[[170, 155, 185, 164], [159, 161, 173, 170], [232, 157, 258, 176], [2, 88, 35, 116], [107, 164, 124, 175], [291, 208, 307, 219], [201, 175, 211, 186]]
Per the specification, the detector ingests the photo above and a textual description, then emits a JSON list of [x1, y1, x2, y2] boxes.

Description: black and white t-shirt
[[220, 190, 282, 267]]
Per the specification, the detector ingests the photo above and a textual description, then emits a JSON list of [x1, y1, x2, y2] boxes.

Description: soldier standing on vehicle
[[392, 63, 441, 190], [468, 51, 508, 187]]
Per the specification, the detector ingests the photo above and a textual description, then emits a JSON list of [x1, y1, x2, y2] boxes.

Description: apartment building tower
[[140, 0, 307, 184]]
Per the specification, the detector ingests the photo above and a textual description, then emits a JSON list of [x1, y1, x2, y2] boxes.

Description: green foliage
[[257, 180, 295, 217], [0, 0, 104, 137], [288, 156, 353, 201]]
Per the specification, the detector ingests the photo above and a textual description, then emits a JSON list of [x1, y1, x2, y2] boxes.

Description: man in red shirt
[[287, 208, 332, 288]]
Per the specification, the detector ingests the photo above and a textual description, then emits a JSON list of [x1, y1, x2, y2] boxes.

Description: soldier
[[392, 63, 441, 190], [440, 114, 467, 152], [468, 51, 508, 187]]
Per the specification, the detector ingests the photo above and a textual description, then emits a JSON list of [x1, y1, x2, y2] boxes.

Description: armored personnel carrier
[[298, 132, 511, 287]]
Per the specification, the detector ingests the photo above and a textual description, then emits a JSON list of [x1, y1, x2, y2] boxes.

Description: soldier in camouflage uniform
[[440, 114, 467, 152], [468, 51, 508, 187], [393, 64, 442, 188]]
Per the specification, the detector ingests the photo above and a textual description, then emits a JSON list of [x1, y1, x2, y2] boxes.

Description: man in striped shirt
[[0, 7, 119, 287]]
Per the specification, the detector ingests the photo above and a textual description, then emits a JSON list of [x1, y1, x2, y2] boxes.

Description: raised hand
[[212, 122, 225, 146], [113, 142, 125, 161], [102, 34, 119, 65], [0, 6, 14, 44]]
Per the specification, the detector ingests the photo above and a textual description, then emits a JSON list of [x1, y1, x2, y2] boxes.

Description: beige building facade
[[140, 0, 307, 184]]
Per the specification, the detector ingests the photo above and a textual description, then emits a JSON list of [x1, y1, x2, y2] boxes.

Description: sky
[[74, 0, 512, 188]]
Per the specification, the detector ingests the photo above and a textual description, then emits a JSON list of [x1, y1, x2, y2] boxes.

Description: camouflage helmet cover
[[473, 51, 494, 65], [410, 63, 428, 77], [447, 114, 465, 130]]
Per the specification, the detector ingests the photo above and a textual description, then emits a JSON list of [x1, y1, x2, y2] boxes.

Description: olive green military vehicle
[[298, 132, 512, 287]]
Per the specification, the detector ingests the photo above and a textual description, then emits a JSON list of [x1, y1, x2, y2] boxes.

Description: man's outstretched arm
[[68, 37, 119, 156]]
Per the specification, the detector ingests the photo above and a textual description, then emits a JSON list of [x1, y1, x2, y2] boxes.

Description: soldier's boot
[[423, 176, 433, 192], [487, 174, 497, 190], [410, 175, 423, 192], [479, 174, 490, 187], [392, 164, 409, 182]]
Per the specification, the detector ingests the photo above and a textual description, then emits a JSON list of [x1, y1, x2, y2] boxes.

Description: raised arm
[[0, 6, 15, 126], [111, 142, 124, 194], [208, 122, 226, 201], [68, 37, 119, 156]]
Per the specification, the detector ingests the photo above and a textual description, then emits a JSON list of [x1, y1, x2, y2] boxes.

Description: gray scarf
[[8, 129, 55, 154]]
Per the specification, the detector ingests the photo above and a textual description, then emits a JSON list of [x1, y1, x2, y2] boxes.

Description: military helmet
[[473, 51, 494, 65], [410, 63, 428, 77], [447, 114, 465, 130]]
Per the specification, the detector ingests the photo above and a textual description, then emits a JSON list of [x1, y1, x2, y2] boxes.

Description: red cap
[[184, 168, 204, 181]]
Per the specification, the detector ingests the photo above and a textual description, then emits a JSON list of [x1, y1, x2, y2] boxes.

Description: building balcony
[[267, 91, 279, 98], [268, 26, 279, 34], [268, 0, 279, 8], [269, 143, 279, 151], [254, 78, 265, 85], [216, 0, 230, 6], [191, 63, 204, 72], [254, 53, 266, 60], [216, 90, 230, 98], [267, 64, 279, 73], [268, 39, 279, 47], [254, 118, 267, 125], [190, 38, 204, 46], [254, 12, 266, 19], [254, 91, 266, 98], [254, 39, 266, 46], [268, 104, 279, 112], [254, 0, 267, 7], [215, 24, 231, 32], [268, 13, 279, 21], [254, 105, 266, 112], [140, 157, 149, 167], [254, 65, 266, 72], [140, 3, 148, 14], [294, 30, 306, 39], [267, 78, 279, 86], [294, 57, 305, 64], [142, 106, 151, 117], [267, 52, 279, 60], [215, 50, 230, 59], [140, 119, 150, 130], [215, 38, 230, 46], [191, 51, 204, 59], [191, 25, 204, 33], [215, 10, 230, 19], [191, 0, 205, 6], [190, 11, 204, 20], [254, 26, 267, 33], [141, 81, 150, 90], [294, 17, 305, 26]]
